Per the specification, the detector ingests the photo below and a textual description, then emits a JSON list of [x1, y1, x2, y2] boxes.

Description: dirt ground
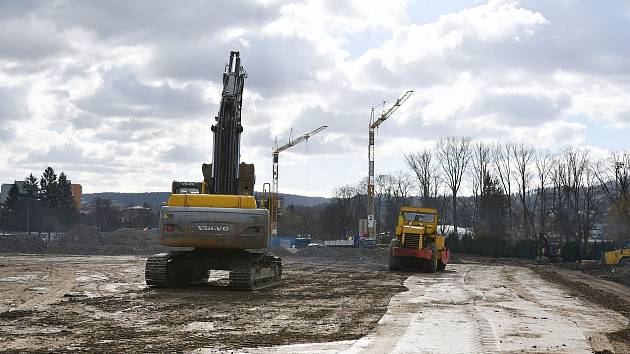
[[555, 260, 630, 287], [0, 252, 406, 353], [532, 265, 630, 352], [0, 250, 628, 353]]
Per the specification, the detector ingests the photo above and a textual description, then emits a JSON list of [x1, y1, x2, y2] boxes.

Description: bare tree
[[512, 143, 536, 237], [492, 142, 514, 237], [582, 165, 598, 246], [471, 142, 491, 223], [376, 173, 395, 235], [594, 151, 630, 204], [557, 148, 589, 253], [535, 150, 553, 235], [437, 137, 472, 235], [594, 151, 630, 243], [405, 150, 435, 207], [393, 171, 414, 202]]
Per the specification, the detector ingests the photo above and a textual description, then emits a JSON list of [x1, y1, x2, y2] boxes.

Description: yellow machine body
[[604, 246, 630, 266], [389, 207, 450, 271], [396, 207, 445, 255], [167, 194, 257, 209], [159, 192, 268, 249]]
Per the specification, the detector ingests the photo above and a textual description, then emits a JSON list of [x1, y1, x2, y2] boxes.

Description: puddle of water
[[75, 274, 109, 282], [183, 321, 215, 332], [0, 274, 38, 283], [29, 287, 48, 294]]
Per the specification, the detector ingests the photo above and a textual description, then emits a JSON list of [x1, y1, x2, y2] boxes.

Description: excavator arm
[[203, 51, 254, 196]]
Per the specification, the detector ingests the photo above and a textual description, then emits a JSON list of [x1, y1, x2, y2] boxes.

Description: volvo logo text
[[197, 225, 230, 232]]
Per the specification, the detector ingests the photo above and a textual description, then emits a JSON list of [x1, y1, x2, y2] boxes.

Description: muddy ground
[[0, 247, 628, 353], [555, 260, 630, 287], [532, 265, 630, 351], [0, 252, 406, 353]]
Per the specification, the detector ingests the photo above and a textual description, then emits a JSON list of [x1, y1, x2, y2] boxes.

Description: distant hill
[[82, 192, 170, 211], [274, 193, 329, 208], [82, 192, 330, 210]]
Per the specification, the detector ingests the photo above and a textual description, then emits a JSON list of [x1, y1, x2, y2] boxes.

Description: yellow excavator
[[145, 51, 282, 290]]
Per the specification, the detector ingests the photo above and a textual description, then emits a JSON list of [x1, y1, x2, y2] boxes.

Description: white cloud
[[0, 0, 629, 196]]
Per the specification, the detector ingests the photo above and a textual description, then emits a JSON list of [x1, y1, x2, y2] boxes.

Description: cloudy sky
[[1, 0, 630, 197]]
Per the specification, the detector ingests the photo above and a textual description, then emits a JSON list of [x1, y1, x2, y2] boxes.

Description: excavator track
[[145, 253, 171, 287], [229, 253, 282, 290], [145, 250, 281, 290]]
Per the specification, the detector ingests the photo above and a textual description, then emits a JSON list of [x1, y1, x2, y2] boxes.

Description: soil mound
[[559, 260, 630, 287], [0, 234, 47, 253], [0, 225, 168, 256]]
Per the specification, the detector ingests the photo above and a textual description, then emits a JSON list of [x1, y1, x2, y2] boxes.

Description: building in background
[[122, 205, 153, 229], [0, 181, 26, 203], [70, 184, 82, 209], [0, 181, 82, 208]]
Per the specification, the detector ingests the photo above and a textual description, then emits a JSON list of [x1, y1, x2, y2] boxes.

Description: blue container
[[295, 238, 312, 248], [271, 236, 296, 248], [359, 238, 376, 249]]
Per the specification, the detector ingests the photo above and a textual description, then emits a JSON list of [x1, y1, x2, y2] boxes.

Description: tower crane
[[367, 90, 413, 239], [271, 125, 328, 236]]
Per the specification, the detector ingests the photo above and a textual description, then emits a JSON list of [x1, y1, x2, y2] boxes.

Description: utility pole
[[271, 125, 327, 236], [26, 198, 40, 237], [367, 90, 413, 239]]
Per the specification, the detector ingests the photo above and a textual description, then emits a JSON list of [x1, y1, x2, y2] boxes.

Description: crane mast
[[367, 90, 413, 239], [271, 125, 327, 236]]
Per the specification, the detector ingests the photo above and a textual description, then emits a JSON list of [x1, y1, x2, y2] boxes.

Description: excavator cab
[[171, 181, 206, 194]]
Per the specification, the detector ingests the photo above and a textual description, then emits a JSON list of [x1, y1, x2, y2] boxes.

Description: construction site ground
[[0, 248, 628, 353]]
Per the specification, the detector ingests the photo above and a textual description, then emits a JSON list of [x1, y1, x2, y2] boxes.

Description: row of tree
[[1, 167, 77, 235], [90, 198, 157, 232], [0, 167, 158, 234], [279, 138, 630, 258]]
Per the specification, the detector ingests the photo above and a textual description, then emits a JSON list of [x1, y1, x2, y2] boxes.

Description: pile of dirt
[[49, 225, 168, 255], [0, 234, 47, 253], [0, 225, 169, 256], [268, 246, 297, 258], [558, 261, 630, 287]]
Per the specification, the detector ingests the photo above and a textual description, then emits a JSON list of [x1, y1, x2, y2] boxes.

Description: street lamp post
[[27, 200, 31, 236], [26, 198, 40, 237], [1, 205, 5, 236]]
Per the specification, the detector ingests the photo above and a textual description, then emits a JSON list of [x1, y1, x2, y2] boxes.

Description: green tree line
[[1, 167, 77, 235]]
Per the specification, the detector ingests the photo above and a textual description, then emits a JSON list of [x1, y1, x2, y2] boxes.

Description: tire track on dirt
[[16, 269, 76, 310]]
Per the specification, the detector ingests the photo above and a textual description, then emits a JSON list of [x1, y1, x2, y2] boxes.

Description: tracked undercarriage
[[145, 250, 282, 290]]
